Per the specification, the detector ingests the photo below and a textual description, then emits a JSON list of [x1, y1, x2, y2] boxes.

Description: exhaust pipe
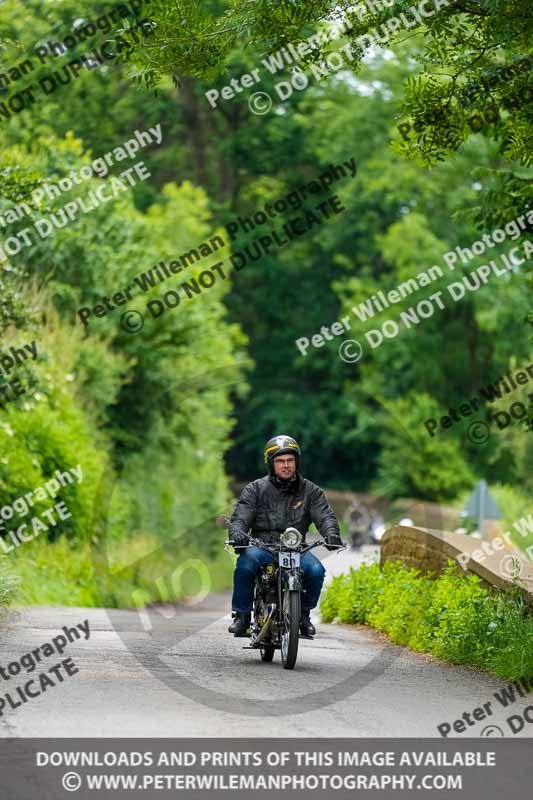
[[254, 610, 275, 644]]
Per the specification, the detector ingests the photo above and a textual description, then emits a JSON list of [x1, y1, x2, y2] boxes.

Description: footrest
[[299, 634, 315, 640]]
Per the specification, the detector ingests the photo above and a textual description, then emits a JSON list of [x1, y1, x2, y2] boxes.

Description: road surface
[[0, 545, 530, 737]]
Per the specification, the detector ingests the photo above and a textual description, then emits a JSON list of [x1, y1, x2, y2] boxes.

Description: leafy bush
[[321, 560, 533, 681], [0, 298, 118, 546], [368, 562, 435, 646]]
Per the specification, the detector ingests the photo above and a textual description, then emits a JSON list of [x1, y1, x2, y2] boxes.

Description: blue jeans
[[231, 546, 326, 613]]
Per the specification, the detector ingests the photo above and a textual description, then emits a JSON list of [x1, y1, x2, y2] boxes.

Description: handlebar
[[225, 535, 346, 554]]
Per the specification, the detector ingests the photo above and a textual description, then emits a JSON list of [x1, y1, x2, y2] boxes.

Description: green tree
[[0, 128, 249, 553], [372, 394, 474, 498]]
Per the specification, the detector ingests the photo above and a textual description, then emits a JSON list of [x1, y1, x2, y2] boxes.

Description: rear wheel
[[281, 589, 300, 670]]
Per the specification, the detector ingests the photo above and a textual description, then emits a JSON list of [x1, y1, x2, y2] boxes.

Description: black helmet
[[264, 435, 301, 474]]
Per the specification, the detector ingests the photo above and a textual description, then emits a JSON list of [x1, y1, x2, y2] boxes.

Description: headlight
[[281, 527, 302, 548]]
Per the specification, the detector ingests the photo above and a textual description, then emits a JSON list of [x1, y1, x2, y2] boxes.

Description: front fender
[[287, 572, 302, 591]]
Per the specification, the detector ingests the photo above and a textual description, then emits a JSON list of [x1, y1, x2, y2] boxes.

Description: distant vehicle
[[344, 501, 386, 548], [344, 500, 372, 550]]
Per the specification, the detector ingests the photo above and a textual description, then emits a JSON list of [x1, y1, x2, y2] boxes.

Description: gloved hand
[[325, 533, 343, 551], [230, 528, 248, 547]]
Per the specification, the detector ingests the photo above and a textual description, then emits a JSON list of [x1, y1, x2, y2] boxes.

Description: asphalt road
[[1, 545, 531, 738]]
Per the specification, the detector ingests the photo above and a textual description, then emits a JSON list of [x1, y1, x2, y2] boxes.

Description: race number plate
[[279, 552, 300, 568]]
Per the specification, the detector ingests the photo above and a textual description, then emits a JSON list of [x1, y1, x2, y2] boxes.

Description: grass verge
[[320, 560, 533, 681], [6, 535, 235, 608], [0, 556, 19, 618]]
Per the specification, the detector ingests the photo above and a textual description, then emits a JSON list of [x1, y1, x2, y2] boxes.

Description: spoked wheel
[[280, 589, 300, 670]]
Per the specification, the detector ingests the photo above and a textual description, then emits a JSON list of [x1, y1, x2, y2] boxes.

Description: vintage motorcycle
[[221, 516, 343, 670]]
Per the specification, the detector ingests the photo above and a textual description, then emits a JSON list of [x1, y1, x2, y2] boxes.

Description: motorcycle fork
[[278, 566, 302, 620]]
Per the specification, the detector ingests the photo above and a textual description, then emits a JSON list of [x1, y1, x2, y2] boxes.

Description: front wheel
[[280, 590, 300, 670]]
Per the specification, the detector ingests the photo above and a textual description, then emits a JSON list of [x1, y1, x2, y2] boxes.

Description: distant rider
[[228, 435, 343, 637], [344, 498, 371, 550]]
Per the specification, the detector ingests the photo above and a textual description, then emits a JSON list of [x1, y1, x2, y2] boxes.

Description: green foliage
[[11, 537, 99, 607], [321, 560, 533, 680], [113, 0, 331, 86], [9, 534, 235, 608], [115, 1, 532, 192], [367, 562, 435, 645], [0, 303, 117, 545], [0, 556, 19, 616], [488, 485, 533, 552], [416, 564, 498, 664], [472, 375, 533, 498], [372, 395, 474, 500], [0, 91, 248, 603]]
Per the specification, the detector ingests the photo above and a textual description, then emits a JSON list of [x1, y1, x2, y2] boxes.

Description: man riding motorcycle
[[228, 435, 343, 638]]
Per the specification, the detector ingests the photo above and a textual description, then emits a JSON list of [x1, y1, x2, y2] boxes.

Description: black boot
[[228, 611, 251, 636], [300, 608, 316, 637]]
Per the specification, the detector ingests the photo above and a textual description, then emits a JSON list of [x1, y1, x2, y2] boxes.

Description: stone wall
[[381, 525, 533, 603]]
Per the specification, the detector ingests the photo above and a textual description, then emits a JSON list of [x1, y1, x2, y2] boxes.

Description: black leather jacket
[[230, 474, 340, 543]]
